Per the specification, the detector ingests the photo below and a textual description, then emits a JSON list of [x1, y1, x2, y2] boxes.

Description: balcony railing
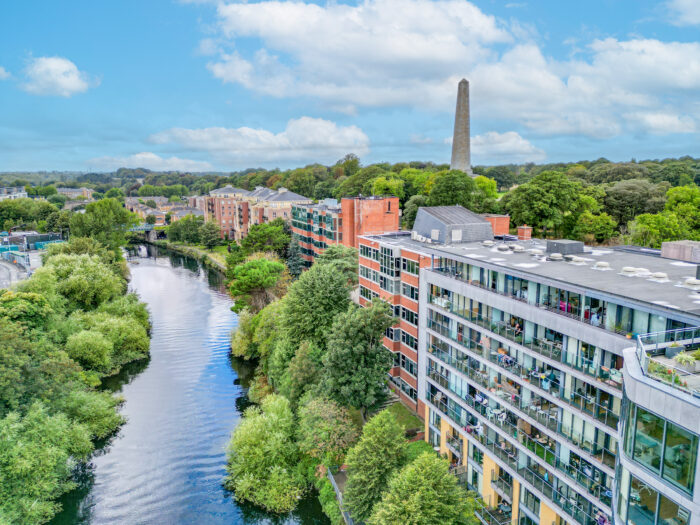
[[636, 327, 700, 396], [427, 369, 613, 506], [428, 293, 623, 390], [426, 392, 611, 525], [447, 434, 463, 457], [491, 475, 513, 500]]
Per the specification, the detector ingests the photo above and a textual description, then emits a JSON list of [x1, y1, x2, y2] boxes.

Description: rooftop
[[361, 230, 700, 321]]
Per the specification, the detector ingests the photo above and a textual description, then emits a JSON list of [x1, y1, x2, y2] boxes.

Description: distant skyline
[[0, 0, 699, 172]]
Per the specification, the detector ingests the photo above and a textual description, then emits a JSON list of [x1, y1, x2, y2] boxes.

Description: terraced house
[[358, 207, 700, 525]]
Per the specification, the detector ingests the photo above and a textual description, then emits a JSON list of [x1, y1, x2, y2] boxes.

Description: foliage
[[69, 198, 137, 250], [240, 219, 290, 258], [282, 263, 350, 348], [602, 179, 667, 225], [167, 215, 204, 244], [404, 440, 435, 463], [0, 290, 53, 331], [251, 300, 285, 365], [225, 395, 306, 513], [371, 176, 405, 199], [45, 209, 72, 233], [485, 165, 516, 190], [297, 397, 359, 467], [229, 257, 287, 314], [322, 299, 394, 416], [368, 453, 480, 525], [628, 211, 691, 248], [402, 194, 429, 229], [0, 197, 58, 231], [384, 402, 423, 431], [65, 330, 113, 372], [279, 341, 323, 406], [286, 236, 305, 278], [315, 244, 359, 286], [343, 410, 408, 522], [200, 220, 221, 250], [230, 308, 258, 360], [573, 210, 617, 243], [0, 403, 93, 525], [428, 170, 477, 208]]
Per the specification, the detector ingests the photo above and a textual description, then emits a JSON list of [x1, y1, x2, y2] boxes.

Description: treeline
[[0, 200, 150, 523], [223, 230, 479, 524]]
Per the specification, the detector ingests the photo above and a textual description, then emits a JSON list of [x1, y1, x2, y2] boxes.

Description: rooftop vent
[[569, 256, 586, 265], [593, 261, 611, 271], [497, 244, 510, 252], [528, 248, 544, 256], [512, 245, 526, 253], [649, 272, 669, 282], [635, 268, 651, 278], [683, 278, 700, 292], [546, 239, 585, 255], [548, 252, 564, 261], [621, 266, 637, 276], [482, 240, 495, 247]]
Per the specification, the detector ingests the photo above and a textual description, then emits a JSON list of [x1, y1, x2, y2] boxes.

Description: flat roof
[[360, 232, 700, 321]]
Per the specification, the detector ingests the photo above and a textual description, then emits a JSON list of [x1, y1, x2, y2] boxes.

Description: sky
[[0, 0, 699, 172]]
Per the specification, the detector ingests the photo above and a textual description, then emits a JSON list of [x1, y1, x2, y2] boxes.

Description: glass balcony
[[637, 327, 700, 396]]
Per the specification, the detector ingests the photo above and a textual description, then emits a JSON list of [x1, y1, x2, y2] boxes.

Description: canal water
[[52, 247, 328, 525]]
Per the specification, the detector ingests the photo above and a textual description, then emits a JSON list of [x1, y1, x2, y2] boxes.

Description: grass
[[384, 402, 422, 431]]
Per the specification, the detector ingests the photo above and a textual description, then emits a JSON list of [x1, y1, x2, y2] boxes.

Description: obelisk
[[450, 78, 474, 176]]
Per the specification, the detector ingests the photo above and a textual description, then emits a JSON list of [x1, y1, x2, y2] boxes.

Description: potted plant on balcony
[[673, 352, 698, 373], [665, 342, 686, 359]]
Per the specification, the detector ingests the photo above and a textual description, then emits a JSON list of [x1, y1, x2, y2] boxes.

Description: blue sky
[[0, 0, 699, 172]]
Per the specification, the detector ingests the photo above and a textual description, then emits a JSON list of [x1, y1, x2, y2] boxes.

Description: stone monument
[[450, 78, 474, 176]]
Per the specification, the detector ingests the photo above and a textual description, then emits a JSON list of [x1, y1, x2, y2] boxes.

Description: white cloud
[[87, 152, 213, 172], [446, 131, 545, 162], [410, 134, 433, 145], [200, 0, 700, 140], [0, 66, 10, 80], [22, 57, 96, 97], [149, 117, 370, 163], [668, 0, 700, 26], [624, 112, 696, 134]]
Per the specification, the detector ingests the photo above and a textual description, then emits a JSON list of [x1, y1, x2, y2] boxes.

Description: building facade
[[57, 187, 94, 200], [0, 187, 28, 201], [358, 205, 700, 525]]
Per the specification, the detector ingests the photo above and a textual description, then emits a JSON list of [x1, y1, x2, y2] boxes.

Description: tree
[[45, 209, 72, 234], [665, 184, 700, 233], [485, 166, 515, 191], [315, 244, 358, 285], [145, 214, 157, 225], [286, 236, 304, 278], [297, 397, 359, 467], [65, 330, 113, 372], [403, 194, 429, 229], [282, 263, 350, 348], [502, 171, 582, 236], [69, 198, 137, 250], [343, 410, 408, 522], [228, 258, 287, 314], [322, 299, 394, 417], [104, 188, 125, 199], [167, 215, 203, 244], [225, 395, 306, 513], [0, 290, 53, 331], [145, 199, 157, 208], [574, 210, 617, 243], [371, 176, 405, 200], [279, 341, 323, 406], [200, 221, 221, 250], [240, 220, 290, 258], [603, 179, 667, 226], [428, 170, 477, 208], [628, 211, 691, 248]]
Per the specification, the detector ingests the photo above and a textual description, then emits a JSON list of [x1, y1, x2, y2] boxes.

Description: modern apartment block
[[292, 196, 400, 266], [0, 186, 28, 201], [191, 185, 311, 241], [57, 187, 94, 200], [358, 205, 700, 525]]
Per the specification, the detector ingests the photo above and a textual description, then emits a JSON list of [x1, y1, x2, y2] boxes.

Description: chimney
[[517, 225, 532, 241], [450, 78, 474, 176]]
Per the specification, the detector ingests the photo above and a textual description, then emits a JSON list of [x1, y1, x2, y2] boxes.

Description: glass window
[[401, 258, 419, 275], [629, 476, 657, 525], [663, 421, 698, 493], [658, 493, 690, 525], [633, 407, 664, 473]]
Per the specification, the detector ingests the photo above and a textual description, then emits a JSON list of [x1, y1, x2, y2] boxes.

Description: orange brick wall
[[341, 197, 400, 248], [484, 215, 510, 236]]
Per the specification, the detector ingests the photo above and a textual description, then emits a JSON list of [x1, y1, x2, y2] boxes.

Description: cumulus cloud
[[149, 117, 370, 163], [200, 0, 700, 140], [446, 131, 545, 162], [624, 112, 696, 134], [87, 152, 213, 171], [22, 57, 97, 97], [0, 67, 10, 80], [668, 0, 700, 25]]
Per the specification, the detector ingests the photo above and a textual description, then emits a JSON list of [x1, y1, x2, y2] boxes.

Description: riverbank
[[148, 239, 227, 272]]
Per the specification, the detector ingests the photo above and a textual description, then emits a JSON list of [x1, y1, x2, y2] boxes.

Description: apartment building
[[57, 187, 94, 200], [359, 205, 700, 525], [0, 187, 28, 201], [192, 185, 311, 240]]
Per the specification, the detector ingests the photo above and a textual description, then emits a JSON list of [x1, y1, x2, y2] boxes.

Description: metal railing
[[636, 327, 700, 396]]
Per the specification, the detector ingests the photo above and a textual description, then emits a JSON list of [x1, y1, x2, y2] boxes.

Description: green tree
[[279, 341, 323, 406], [228, 258, 287, 314], [603, 179, 667, 226], [241, 220, 290, 258], [322, 299, 394, 417], [297, 397, 359, 467], [371, 176, 405, 200], [45, 209, 72, 234], [0, 290, 53, 331], [145, 199, 157, 208], [485, 165, 515, 191], [200, 221, 221, 250], [69, 198, 137, 250], [343, 410, 408, 522], [502, 171, 582, 236], [574, 210, 617, 243], [104, 188, 125, 199], [428, 170, 477, 208], [665, 184, 700, 233], [628, 211, 691, 248], [282, 263, 350, 348], [286, 236, 305, 278], [65, 330, 113, 372], [167, 215, 203, 244], [225, 395, 305, 513], [315, 244, 358, 285], [403, 194, 429, 229], [145, 214, 156, 225], [369, 453, 480, 525]]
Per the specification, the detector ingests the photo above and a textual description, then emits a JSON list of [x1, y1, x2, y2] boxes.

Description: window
[[401, 307, 418, 326], [360, 244, 379, 261], [401, 330, 418, 351], [400, 354, 417, 376], [360, 285, 378, 301], [386, 327, 400, 342], [663, 422, 698, 493], [401, 282, 419, 301], [390, 375, 417, 401], [401, 257, 419, 275]]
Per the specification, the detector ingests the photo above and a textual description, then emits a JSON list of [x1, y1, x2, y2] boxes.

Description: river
[[51, 246, 328, 525]]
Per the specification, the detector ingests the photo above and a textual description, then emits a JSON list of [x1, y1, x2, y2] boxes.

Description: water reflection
[[51, 249, 327, 524]]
